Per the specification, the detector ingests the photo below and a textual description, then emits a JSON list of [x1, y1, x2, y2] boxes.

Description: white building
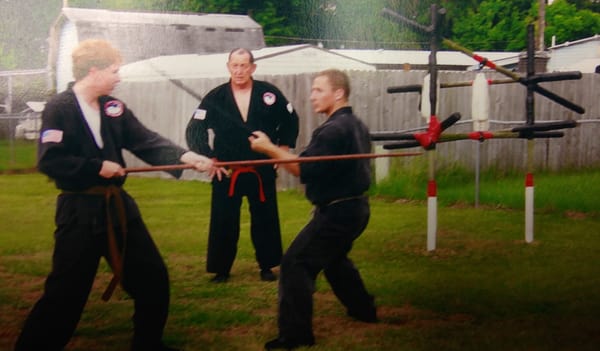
[[47, 7, 265, 92], [119, 44, 376, 82], [547, 34, 600, 73]]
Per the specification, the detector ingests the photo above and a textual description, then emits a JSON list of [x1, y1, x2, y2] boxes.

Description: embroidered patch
[[193, 109, 207, 120], [104, 100, 124, 117], [287, 102, 294, 114], [263, 92, 276, 106], [41, 129, 63, 143]]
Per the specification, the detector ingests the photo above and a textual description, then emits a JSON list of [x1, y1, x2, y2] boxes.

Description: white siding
[[547, 35, 600, 73], [56, 20, 78, 92]]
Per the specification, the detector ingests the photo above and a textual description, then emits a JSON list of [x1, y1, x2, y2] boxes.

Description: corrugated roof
[[120, 45, 375, 82], [549, 34, 600, 50], [62, 7, 262, 29]]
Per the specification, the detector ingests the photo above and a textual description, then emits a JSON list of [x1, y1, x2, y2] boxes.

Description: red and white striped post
[[525, 172, 534, 243], [427, 178, 437, 251]]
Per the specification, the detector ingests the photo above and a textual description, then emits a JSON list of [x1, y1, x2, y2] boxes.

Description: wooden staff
[[386, 79, 514, 94], [124, 151, 422, 174], [382, 130, 565, 150]]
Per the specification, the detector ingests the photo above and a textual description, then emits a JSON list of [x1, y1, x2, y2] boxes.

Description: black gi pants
[[14, 192, 171, 351], [277, 197, 375, 342], [207, 172, 283, 274]]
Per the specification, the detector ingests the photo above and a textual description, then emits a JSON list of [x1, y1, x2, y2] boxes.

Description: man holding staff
[[14, 39, 216, 351], [249, 69, 377, 350]]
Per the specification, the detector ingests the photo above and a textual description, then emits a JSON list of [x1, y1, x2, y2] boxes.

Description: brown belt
[[63, 185, 127, 301]]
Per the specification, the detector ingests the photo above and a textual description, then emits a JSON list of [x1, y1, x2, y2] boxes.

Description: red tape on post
[[427, 180, 437, 197], [525, 173, 534, 187]]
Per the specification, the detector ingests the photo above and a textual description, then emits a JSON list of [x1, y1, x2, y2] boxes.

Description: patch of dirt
[[564, 210, 587, 219], [0, 167, 38, 175]]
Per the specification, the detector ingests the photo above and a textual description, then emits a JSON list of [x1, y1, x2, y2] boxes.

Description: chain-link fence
[[0, 109, 41, 172], [1, 69, 47, 173]]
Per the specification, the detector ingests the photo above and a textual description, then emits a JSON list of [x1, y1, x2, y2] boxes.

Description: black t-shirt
[[300, 106, 371, 205]]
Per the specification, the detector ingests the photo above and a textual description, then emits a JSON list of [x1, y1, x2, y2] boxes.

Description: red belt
[[228, 166, 266, 202]]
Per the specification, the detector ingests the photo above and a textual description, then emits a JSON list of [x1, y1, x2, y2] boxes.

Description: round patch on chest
[[104, 100, 124, 117], [263, 92, 276, 106]]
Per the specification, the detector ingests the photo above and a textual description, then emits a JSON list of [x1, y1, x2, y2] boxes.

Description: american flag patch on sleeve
[[41, 129, 64, 143]]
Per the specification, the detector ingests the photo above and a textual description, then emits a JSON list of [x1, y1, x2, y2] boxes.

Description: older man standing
[[186, 48, 299, 283]]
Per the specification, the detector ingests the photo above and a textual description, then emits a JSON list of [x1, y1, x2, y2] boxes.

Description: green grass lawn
[[0, 139, 37, 172], [1, 173, 599, 351]]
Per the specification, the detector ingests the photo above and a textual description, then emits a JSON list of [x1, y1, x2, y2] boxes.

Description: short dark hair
[[228, 48, 255, 64], [315, 69, 351, 99]]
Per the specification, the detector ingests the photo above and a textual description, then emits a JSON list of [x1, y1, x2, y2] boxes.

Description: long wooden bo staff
[[124, 152, 422, 174]]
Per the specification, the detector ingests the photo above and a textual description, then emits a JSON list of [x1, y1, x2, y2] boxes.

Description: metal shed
[[547, 34, 600, 73], [47, 7, 265, 92]]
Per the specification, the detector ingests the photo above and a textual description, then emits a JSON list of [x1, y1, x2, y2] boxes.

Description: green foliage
[[545, 0, 600, 46], [290, 0, 425, 49], [569, 0, 600, 12], [1, 0, 599, 70], [0, 0, 62, 69], [450, 0, 531, 51], [0, 43, 18, 70], [0, 140, 37, 171], [373, 166, 600, 213]]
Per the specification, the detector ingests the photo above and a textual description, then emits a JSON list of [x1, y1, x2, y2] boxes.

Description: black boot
[[210, 273, 229, 283], [260, 268, 277, 281], [264, 336, 315, 350], [347, 295, 378, 323]]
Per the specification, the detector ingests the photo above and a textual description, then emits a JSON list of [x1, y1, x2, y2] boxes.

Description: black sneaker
[[348, 295, 378, 323], [210, 273, 229, 283], [348, 308, 378, 323], [160, 347, 183, 351], [260, 269, 277, 281], [264, 336, 314, 350], [131, 342, 183, 351]]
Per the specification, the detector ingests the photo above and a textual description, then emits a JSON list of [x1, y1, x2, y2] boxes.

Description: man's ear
[[334, 88, 345, 101], [87, 66, 99, 76]]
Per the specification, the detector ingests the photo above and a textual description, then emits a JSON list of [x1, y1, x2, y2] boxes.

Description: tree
[[545, 0, 600, 46], [0, 0, 62, 70], [569, 0, 600, 13], [3, 0, 599, 71], [450, 0, 534, 51], [0, 43, 18, 70], [286, 0, 427, 49]]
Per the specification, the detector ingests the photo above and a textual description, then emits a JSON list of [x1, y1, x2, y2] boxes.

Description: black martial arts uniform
[[15, 88, 188, 351], [185, 79, 299, 276], [277, 106, 377, 344]]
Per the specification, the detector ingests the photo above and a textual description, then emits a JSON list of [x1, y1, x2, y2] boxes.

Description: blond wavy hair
[[71, 39, 122, 81]]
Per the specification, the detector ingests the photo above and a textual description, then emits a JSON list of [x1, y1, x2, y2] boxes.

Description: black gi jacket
[[300, 106, 371, 205], [38, 88, 187, 192], [185, 79, 299, 179]]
